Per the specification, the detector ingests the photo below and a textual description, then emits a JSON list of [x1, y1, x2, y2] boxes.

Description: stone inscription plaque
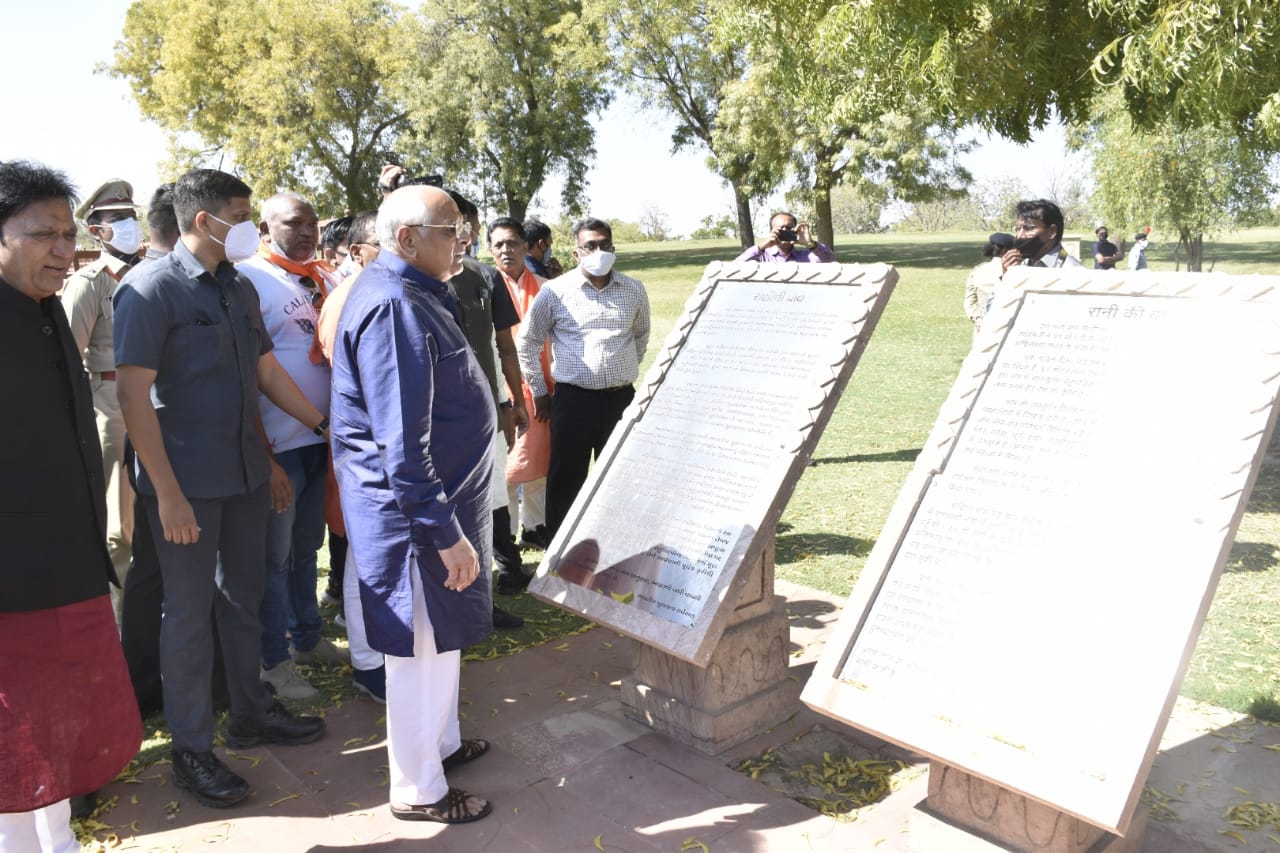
[[803, 271, 1280, 833], [530, 262, 897, 665]]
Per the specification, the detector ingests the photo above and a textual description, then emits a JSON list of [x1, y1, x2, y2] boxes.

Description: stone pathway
[[84, 580, 1279, 851]]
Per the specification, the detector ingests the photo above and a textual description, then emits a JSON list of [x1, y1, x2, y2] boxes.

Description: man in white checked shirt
[[515, 217, 650, 540]]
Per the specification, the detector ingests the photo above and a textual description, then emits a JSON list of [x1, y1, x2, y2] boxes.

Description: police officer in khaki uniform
[[62, 180, 142, 622]]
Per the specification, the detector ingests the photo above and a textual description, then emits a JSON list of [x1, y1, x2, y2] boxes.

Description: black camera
[[776, 227, 799, 242], [382, 169, 444, 191]]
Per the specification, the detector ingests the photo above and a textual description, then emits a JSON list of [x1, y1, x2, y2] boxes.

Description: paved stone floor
[[86, 580, 1279, 851]]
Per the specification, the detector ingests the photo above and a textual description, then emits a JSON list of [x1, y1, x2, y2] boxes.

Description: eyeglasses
[[408, 220, 473, 240], [298, 276, 324, 308], [351, 239, 380, 249], [1013, 221, 1044, 234], [577, 240, 614, 253]]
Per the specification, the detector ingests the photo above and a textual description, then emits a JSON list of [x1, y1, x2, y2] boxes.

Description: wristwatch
[[313, 416, 330, 436], [499, 400, 514, 410]]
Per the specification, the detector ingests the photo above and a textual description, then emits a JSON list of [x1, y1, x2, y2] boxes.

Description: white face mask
[[578, 249, 616, 277], [208, 213, 261, 262], [102, 218, 142, 255]]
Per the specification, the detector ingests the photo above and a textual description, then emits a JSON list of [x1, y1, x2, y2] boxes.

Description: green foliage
[[739, 0, 1280, 153], [395, 0, 611, 221], [108, 0, 413, 213], [1090, 0, 1280, 143], [592, 0, 781, 245], [690, 213, 739, 240], [1083, 91, 1277, 270]]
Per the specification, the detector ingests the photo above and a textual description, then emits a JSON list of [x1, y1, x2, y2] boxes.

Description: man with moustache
[[0, 160, 142, 852], [331, 185, 495, 824], [238, 192, 348, 701]]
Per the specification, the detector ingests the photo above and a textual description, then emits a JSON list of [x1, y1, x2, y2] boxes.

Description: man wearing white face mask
[[62, 180, 144, 624], [515, 217, 650, 540], [114, 168, 328, 809]]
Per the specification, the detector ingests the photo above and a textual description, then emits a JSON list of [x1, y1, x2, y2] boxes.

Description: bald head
[[259, 192, 318, 262], [377, 185, 465, 281]]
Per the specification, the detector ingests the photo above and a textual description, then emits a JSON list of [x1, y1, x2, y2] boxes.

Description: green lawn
[[614, 228, 1280, 719]]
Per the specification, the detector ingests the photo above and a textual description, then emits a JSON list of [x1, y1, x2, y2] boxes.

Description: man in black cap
[[62, 180, 144, 621]]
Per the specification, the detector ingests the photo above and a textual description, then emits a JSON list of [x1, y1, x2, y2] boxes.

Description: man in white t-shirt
[[237, 192, 348, 700]]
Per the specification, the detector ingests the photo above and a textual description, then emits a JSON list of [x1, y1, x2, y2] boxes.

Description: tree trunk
[[506, 190, 529, 225], [1180, 227, 1203, 272], [733, 184, 755, 247], [813, 181, 835, 250]]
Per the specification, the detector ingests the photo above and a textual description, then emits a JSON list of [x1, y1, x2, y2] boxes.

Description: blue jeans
[[259, 443, 328, 669]]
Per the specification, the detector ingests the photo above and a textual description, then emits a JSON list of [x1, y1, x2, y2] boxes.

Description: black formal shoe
[[70, 792, 97, 819], [492, 605, 524, 629], [172, 749, 250, 808], [225, 700, 325, 749], [494, 572, 531, 596]]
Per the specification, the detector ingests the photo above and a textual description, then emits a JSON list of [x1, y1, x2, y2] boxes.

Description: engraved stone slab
[[802, 268, 1280, 835], [530, 262, 897, 665]]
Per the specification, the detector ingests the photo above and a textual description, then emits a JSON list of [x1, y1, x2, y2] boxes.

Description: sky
[[8, 2, 1083, 238]]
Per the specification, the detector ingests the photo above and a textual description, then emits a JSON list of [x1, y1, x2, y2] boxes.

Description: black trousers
[[545, 383, 634, 537], [119, 474, 229, 716], [326, 531, 347, 597]]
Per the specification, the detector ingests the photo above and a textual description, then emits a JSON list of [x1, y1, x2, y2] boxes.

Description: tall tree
[[395, 0, 610, 222], [108, 0, 413, 213], [592, 0, 781, 246], [1084, 92, 1276, 271], [719, 7, 970, 248]]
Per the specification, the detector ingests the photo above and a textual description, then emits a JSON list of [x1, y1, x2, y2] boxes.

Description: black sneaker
[[172, 749, 250, 808], [492, 605, 524, 629], [225, 700, 325, 749]]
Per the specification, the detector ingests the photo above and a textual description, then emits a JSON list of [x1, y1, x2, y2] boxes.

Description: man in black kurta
[[0, 160, 141, 850]]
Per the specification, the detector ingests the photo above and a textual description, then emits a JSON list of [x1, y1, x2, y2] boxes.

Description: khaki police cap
[[75, 179, 139, 222]]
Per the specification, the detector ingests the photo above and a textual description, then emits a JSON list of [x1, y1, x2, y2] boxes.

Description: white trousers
[[0, 799, 77, 853], [385, 566, 461, 805], [506, 478, 546, 535], [343, 549, 384, 672]]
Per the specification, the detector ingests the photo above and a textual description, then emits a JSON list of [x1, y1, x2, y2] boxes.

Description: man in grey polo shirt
[[114, 169, 328, 809]]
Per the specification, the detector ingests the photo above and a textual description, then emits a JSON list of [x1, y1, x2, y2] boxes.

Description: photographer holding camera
[[377, 164, 444, 198], [735, 211, 836, 264]]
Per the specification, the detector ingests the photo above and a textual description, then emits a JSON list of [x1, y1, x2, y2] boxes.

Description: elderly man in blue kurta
[[330, 184, 495, 825]]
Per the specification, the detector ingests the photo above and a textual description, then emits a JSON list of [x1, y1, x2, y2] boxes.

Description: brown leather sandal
[[390, 787, 492, 823], [442, 738, 490, 771]]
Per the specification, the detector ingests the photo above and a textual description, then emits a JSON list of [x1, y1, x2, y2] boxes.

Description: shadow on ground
[[816, 448, 921, 466], [776, 532, 873, 563]]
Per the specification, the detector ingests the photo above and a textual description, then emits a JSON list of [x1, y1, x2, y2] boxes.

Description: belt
[[558, 382, 632, 394], [95, 371, 117, 381]]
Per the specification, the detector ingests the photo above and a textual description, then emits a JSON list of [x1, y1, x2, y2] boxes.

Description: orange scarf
[[257, 247, 341, 365], [500, 267, 553, 394]]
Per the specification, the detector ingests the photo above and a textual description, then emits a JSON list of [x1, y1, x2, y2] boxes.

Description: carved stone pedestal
[[620, 534, 798, 755], [916, 763, 1148, 853]]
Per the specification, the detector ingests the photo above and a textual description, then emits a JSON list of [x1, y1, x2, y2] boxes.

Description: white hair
[[375, 186, 450, 258]]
